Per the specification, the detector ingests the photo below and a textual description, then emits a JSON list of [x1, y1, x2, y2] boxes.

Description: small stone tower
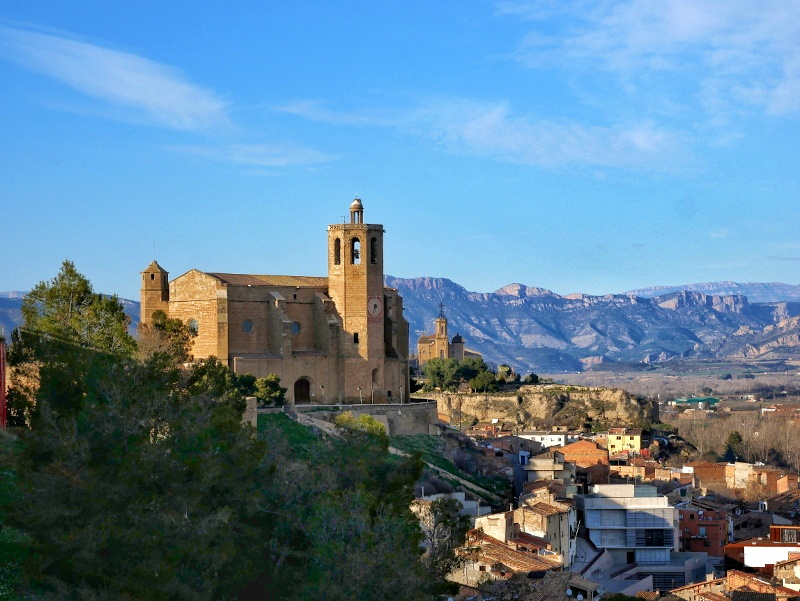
[[140, 260, 169, 326]]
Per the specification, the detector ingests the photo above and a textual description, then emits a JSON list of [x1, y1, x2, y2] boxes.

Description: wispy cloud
[[496, 1, 800, 118], [0, 25, 230, 130], [274, 100, 395, 127], [409, 97, 683, 168], [709, 229, 729, 239], [168, 143, 339, 168], [280, 96, 684, 169], [767, 256, 800, 262]]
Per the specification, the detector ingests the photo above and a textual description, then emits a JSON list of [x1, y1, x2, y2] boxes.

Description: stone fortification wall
[[297, 400, 437, 436], [428, 385, 657, 430]]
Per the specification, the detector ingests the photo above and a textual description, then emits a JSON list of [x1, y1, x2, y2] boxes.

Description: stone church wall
[[169, 270, 222, 361], [299, 401, 437, 436]]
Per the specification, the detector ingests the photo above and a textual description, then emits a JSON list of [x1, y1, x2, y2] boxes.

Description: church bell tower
[[327, 198, 386, 363]]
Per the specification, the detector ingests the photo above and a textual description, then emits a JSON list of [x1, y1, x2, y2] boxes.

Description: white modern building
[[518, 431, 569, 448], [576, 484, 678, 565]]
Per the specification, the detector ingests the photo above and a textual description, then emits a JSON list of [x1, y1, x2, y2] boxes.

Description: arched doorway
[[294, 377, 311, 403]]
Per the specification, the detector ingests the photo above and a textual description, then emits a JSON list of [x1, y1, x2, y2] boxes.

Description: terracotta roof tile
[[467, 532, 561, 573], [525, 502, 566, 516], [207, 273, 328, 287]]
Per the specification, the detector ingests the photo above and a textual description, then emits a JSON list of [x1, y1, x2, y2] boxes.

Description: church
[[140, 199, 410, 404], [416, 305, 482, 368]]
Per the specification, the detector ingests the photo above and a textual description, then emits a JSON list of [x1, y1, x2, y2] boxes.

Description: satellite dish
[[577, 595, 584, 601], [566, 588, 573, 596]]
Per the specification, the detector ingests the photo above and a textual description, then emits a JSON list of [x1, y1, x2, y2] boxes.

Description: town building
[[602, 427, 643, 456], [613, 459, 660, 482], [415, 305, 481, 368], [670, 569, 800, 601], [455, 528, 562, 586], [685, 461, 727, 488], [767, 489, 800, 524], [519, 431, 570, 448], [576, 484, 678, 565], [775, 554, 800, 591], [558, 439, 610, 486], [725, 462, 798, 496], [140, 199, 409, 404], [677, 505, 730, 559], [515, 493, 577, 567], [724, 533, 800, 574], [524, 450, 577, 484]]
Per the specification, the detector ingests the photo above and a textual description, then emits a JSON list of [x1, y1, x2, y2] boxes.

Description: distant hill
[[388, 277, 800, 373], [624, 281, 800, 303], [0, 293, 140, 338], [0, 297, 23, 339]]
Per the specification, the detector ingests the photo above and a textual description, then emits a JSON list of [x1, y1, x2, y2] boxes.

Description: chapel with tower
[[140, 198, 409, 404], [416, 304, 481, 368]]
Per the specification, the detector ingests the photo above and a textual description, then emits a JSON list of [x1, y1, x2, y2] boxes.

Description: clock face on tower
[[368, 296, 383, 318]]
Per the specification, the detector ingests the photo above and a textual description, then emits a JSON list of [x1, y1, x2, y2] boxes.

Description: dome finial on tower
[[349, 197, 364, 224]]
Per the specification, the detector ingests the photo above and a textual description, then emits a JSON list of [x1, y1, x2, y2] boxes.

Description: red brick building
[[679, 507, 729, 557], [685, 461, 727, 486], [558, 440, 609, 485]]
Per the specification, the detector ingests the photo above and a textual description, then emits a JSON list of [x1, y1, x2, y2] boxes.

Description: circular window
[[188, 319, 199, 335], [290, 321, 301, 335], [242, 319, 253, 334]]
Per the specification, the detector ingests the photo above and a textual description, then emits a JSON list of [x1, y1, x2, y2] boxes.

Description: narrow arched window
[[334, 238, 341, 265], [370, 237, 378, 264], [351, 238, 361, 265]]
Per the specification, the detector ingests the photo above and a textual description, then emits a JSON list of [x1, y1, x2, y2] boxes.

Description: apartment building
[[576, 484, 678, 565]]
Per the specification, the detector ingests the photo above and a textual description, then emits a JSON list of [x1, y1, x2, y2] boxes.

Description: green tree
[[497, 364, 512, 381], [724, 430, 744, 462], [334, 411, 389, 442], [137, 309, 194, 364], [8, 260, 136, 421], [523, 372, 540, 384], [469, 370, 498, 393], [184, 356, 250, 412], [423, 358, 460, 391], [5, 358, 273, 599], [254, 374, 287, 406], [456, 357, 489, 382]]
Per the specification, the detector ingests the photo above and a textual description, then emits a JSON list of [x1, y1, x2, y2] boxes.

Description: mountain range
[[3, 280, 800, 373], [389, 278, 800, 373]]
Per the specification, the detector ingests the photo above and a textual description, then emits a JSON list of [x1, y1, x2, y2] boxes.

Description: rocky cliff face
[[428, 385, 658, 430], [389, 276, 800, 373]]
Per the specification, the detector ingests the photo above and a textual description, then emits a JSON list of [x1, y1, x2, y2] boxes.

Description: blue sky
[[1, 1, 799, 300]]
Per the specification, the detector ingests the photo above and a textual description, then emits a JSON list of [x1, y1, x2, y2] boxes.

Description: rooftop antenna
[[153, 238, 156, 261]]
